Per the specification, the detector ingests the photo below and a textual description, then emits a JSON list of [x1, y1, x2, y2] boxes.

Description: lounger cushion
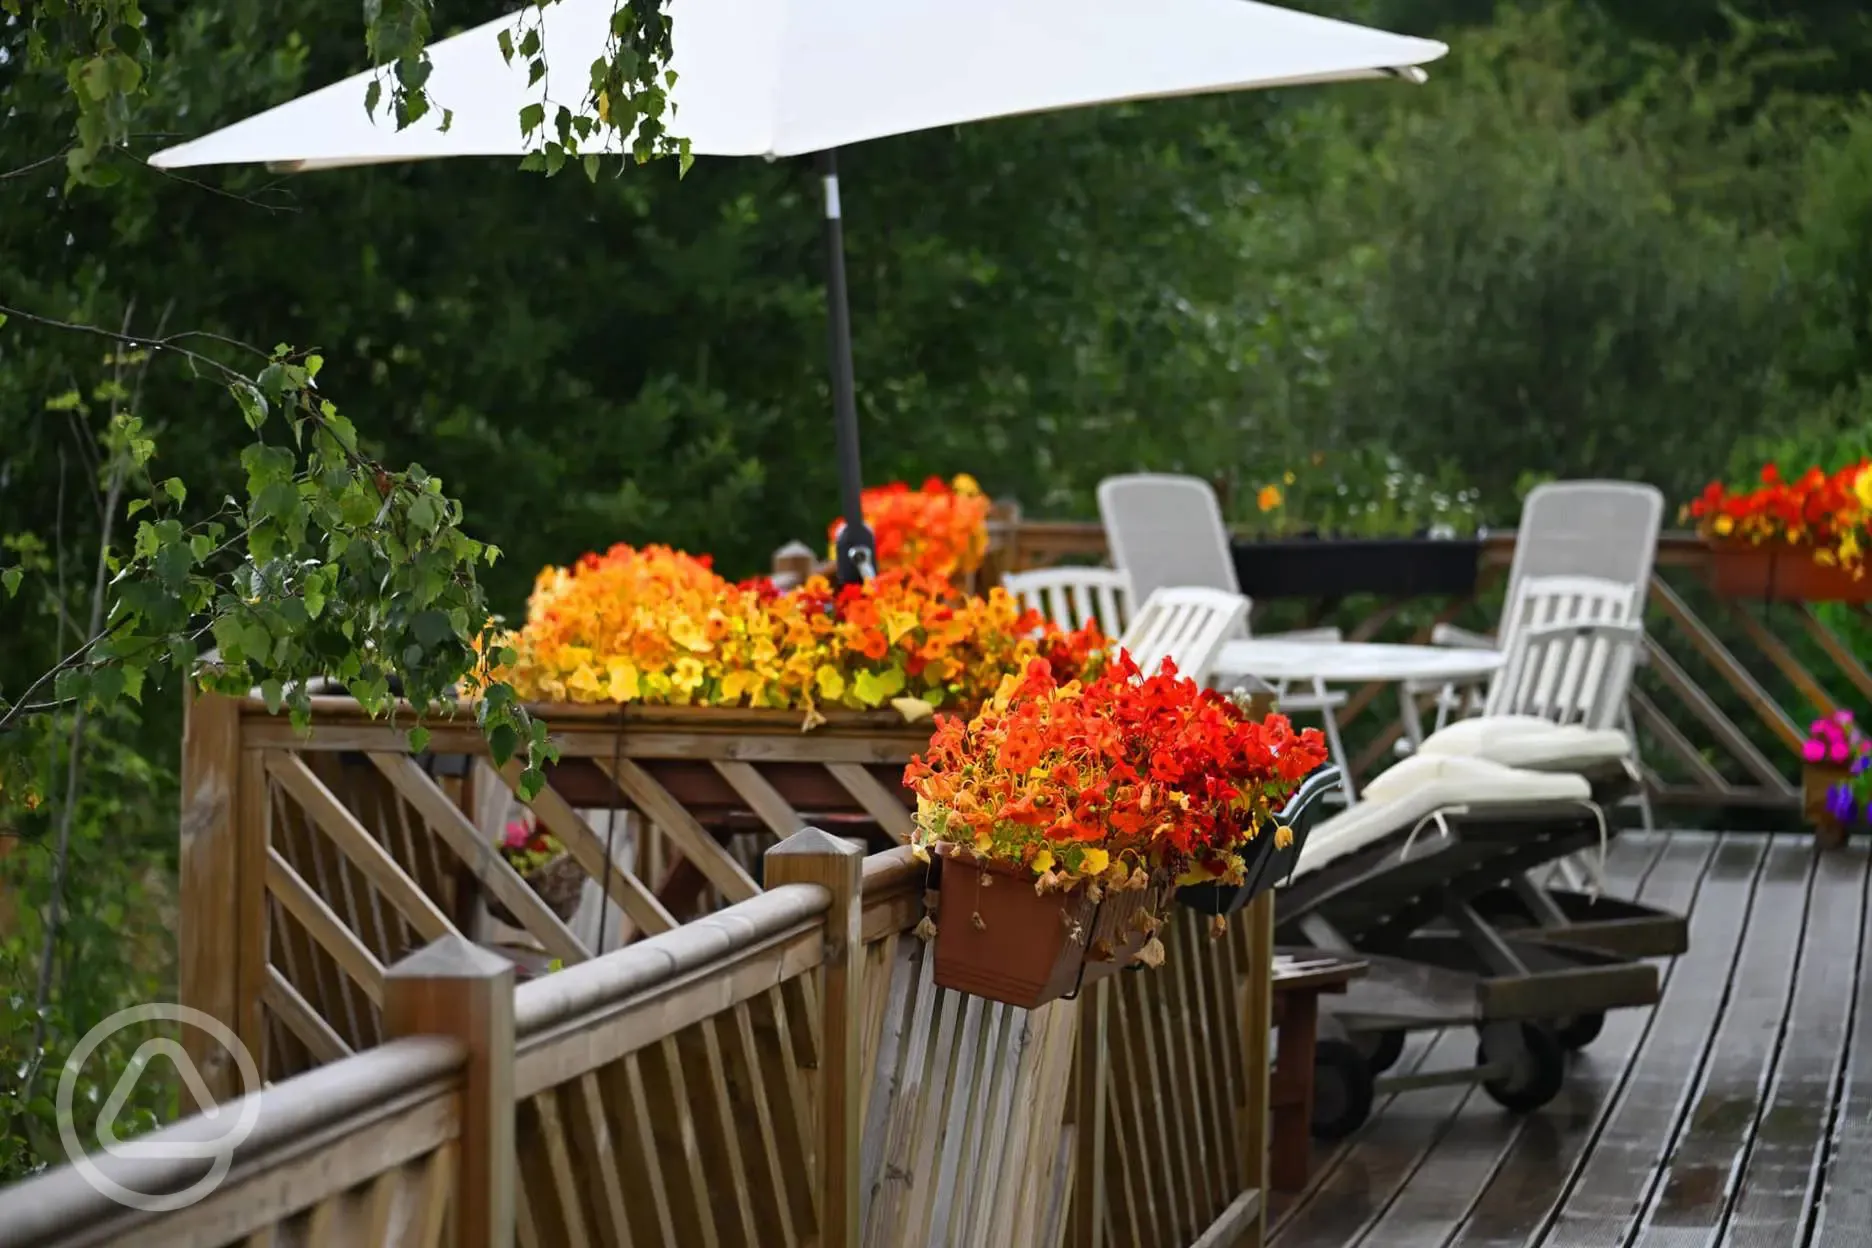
[[1412, 714, 1631, 774], [1295, 754, 1592, 878]]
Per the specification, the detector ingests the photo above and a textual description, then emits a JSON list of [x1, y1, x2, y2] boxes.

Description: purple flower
[[1826, 783, 1856, 824], [1804, 739, 1828, 763], [1853, 755, 1870, 776]]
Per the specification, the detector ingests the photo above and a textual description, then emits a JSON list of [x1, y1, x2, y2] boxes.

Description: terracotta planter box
[[1706, 543, 1872, 604], [931, 855, 1163, 1008], [1803, 763, 1856, 850]]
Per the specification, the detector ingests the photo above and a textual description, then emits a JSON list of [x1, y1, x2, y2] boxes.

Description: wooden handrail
[[0, 1038, 463, 1248]]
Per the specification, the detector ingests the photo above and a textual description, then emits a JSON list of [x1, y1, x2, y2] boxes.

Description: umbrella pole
[[818, 148, 876, 585]]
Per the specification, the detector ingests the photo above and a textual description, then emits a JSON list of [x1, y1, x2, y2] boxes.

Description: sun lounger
[[1406, 717, 1687, 962], [1272, 754, 1662, 1138]]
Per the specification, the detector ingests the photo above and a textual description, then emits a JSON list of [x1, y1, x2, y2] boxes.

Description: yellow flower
[[1282, 471, 1296, 485], [1274, 824, 1294, 850], [1856, 465, 1872, 511], [1031, 848, 1055, 875], [1257, 485, 1283, 512], [815, 664, 847, 701], [1713, 514, 1735, 536], [1078, 847, 1110, 877], [605, 659, 640, 702]]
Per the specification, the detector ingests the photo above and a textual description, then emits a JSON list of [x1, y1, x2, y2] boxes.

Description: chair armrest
[[1262, 626, 1345, 644], [1430, 623, 1496, 650]]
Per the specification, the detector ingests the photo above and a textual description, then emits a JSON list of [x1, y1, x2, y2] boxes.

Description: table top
[[1215, 638, 1505, 684]]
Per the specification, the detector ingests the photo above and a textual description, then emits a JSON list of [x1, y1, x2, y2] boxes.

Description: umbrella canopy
[[150, 0, 1446, 576]]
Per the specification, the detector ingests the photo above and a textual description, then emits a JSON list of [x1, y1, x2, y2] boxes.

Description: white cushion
[[1293, 754, 1592, 880], [1412, 714, 1632, 775]]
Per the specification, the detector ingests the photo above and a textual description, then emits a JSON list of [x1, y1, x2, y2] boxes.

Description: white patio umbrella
[[152, 0, 1446, 581]]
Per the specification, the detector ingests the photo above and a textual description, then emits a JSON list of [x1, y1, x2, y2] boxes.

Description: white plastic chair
[[1411, 480, 1664, 828], [1485, 575, 1645, 728], [1115, 587, 1249, 686], [1097, 472, 1354, 789], [1000, 565, 1133, 637]]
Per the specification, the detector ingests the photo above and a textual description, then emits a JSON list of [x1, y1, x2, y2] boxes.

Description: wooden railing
[[982, 524, 1867, 816], [0, 833, 1277, 1248]]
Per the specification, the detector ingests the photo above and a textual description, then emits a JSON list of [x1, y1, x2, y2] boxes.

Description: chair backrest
[[1097, 474, 1242, 604], [1116, 587, 1249, 686], [1000, 566, 1133, 636], [1484, 574, 1643, 727], [1504, 481, 1665, 616]]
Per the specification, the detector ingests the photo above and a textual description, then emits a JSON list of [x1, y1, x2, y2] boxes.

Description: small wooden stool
[[1269, 953, 1366, 1192]]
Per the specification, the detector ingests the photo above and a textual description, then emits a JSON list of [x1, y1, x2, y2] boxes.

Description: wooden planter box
[[1803, 763, 1858, 850], [1706, 542, 1872, 603], [930, 853, 1163, 1007], [1230, 536, 1483, 600]]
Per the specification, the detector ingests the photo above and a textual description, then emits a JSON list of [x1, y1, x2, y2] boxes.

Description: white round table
[[1215, 639, 1504, 687], [1213, 640, 1504, 803]]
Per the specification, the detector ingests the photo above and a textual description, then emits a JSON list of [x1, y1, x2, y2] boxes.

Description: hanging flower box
[[928, 852, 1168, 1006], [907, 654, 1328, 1009], [1687, 462, 1872, 603], [1705, 543, 1872, 604]]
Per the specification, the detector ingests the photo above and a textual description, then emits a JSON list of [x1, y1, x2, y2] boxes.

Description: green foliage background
[[7, 0, 1872, 1178]]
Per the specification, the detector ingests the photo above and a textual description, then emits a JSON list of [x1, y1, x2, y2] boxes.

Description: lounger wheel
[[1356, 1029, 1405, 1075], [1310, 1039, 1376, 1142], [1475, 1023, 1566, 1115], [1552, 1012, 1605, 1052]]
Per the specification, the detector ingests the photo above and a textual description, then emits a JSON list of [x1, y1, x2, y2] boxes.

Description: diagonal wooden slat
[[1650, 574, 1803, 752], [265, 845, 386, 1005], [824, 763, 916, 843], [262, 965, 353, 1067], [1644, 637, 1794, 794], [499, 759, 677, 939], [711, 760, 806, 839], [367, 752, 589, 965], [1801, 605, 1872, 704], [265, 751, 457, 945], [594, 757, 760, 903]]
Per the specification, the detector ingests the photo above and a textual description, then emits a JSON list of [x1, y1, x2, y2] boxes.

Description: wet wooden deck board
[[1810, 845, 1872, 1245], [1340, 834, 1677, 1248], [1723, 844, 1868, 1246], [1630, 839, 1813, 1245], [1267, 830, 1872, 1248], [1444, 831, 1718, 1248], [1267, 832, 1672, 1248]]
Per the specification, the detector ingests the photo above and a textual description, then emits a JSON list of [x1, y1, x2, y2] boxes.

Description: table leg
[[1271, 990, 1320, 1193], [1397, 681, 1428, 749]]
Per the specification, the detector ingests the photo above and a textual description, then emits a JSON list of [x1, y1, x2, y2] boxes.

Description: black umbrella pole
[[818, 148, 876, 585]]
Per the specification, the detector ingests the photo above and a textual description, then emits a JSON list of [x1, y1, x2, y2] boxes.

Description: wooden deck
[[1269, 830, 1872, 1248]]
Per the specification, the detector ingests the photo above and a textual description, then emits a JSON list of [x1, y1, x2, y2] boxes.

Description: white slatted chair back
[[1484, 575, 1643, 728], [1000, 566, 1133, 636], [1097, 474, 1241, 604], [1116, 587, 1249, 686], [1506, 481, 1665, 611]]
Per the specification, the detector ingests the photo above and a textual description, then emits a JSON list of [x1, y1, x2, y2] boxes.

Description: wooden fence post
[[179, 687, 244, 1109], [765, 827, 865, 1248], [385, 935, 517, 1248]]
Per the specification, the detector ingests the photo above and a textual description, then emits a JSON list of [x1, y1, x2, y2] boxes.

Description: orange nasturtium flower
[[828, 474, 991, 580], [1686, 460, 1872, 578], [905, 651, 1329, 891]]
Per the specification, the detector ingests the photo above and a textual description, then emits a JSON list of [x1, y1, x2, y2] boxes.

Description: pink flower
[[1804, 739, 1828, 763], [503, 819, 532, 851], [1835, 709, 1856, 726], [1813, 719, 1833, 738], [1831, 740, 1851, 764]]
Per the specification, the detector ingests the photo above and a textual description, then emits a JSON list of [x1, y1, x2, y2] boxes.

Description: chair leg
[[1313, 678, 1358, 805]]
